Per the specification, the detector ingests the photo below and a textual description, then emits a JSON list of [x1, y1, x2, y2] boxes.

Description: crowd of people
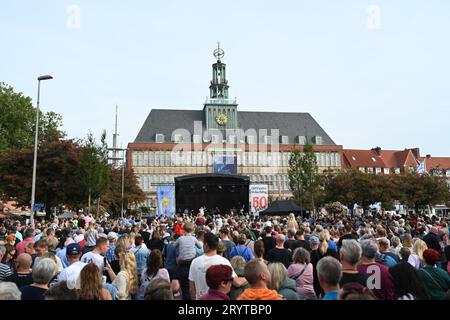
[[0, 209, 449, 300]]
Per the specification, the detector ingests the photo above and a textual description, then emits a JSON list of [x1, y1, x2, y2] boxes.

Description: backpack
[[231, 246, 250, 261]]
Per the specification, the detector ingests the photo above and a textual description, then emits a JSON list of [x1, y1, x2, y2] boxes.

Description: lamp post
[[30, 75, 53, 225]]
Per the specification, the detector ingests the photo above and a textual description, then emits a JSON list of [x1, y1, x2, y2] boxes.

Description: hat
[[107, 232, 117, 240], [309, 236, 320, 245], [66, 243, 81, 256]]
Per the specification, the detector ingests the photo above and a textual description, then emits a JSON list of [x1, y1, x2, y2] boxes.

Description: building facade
[[127, 47, 343, 208]]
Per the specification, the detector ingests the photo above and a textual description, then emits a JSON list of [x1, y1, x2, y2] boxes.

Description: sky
[[1, 0, 449, 156]]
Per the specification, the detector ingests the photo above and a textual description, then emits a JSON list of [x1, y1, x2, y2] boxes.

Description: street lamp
[[30, 75, 53, 225]]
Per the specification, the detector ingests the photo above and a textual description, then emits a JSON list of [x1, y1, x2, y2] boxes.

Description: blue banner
[[156, 185, 175, 218], [213, 156, 237, 174]]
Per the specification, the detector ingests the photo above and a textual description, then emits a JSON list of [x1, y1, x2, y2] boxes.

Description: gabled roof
[[134, 109, 336, 145], [420, 157, 450, 171], [343, 149, 385, 168], [343, 148, 421, 169]]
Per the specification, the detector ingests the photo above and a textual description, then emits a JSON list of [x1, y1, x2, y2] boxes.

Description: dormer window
[[155, 134, 164, 143], [297, 136, 306, 144], [173, 134, 183, 143]]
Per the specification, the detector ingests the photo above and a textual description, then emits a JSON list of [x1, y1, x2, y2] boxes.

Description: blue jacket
[[229, 245, 254, 262]]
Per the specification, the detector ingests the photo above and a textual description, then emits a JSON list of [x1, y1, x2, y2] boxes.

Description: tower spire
[[210, 42, 228, 99], [113, 105, 119, 166]]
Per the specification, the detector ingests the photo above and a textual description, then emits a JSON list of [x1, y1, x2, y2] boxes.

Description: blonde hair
[[267, 262, 287, 292], [119, 252, 138, 294], [116, 234, 129, 251], [129, 233, 136, 247], [412, 239, 427, 260], [319, 229, 331, 255], [287, 213, 298, 230]]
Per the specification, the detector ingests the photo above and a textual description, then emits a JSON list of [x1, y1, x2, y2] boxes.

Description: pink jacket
[[287, 263, 316, 300]]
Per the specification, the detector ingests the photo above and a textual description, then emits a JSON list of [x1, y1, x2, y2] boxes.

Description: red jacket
[[173, 223, 185, 236]]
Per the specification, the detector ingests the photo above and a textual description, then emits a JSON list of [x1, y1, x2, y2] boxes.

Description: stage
[[175, 173, 250, 213]]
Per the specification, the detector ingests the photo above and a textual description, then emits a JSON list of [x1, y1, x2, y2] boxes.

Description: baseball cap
[[66, 243, 81, 256]]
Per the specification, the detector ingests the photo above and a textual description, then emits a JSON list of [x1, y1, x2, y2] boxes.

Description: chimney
[[372, 146, 381, 156], [411, 148, 420, 158]]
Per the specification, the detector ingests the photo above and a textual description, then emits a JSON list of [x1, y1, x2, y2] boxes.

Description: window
[[165, 151, 171, 166], [173, 134, 183, 143], [228, 135, 237, 144], [281, 136, 289, 144], [358, 167, 365, 173], [143, 151, 149, 166], [367, 167, 374, 173], [375, 168, 382, 174], [325, 153, 331, 167], [383, 168, 390, 174], [446, 170, 450, 177], [132, 152, 138, 166], [149, 152, 155, 166], [138, 151, 144, 167], [297, 136, 306, 144], [262, 136, 271, 144], [154, 151, 160, 166], [371, 157, 377, 162], [246, 136, 256, 144], [395, 168, 401, 174], [351, 156, 356, 161], [314, 136, 323, 145], [155, 134, 164, 143]]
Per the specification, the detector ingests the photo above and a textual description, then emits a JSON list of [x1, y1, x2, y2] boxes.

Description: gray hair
[[0, 245, 6, 256], [361, 239, 379, 259], [340, 240, 362, 265], [292, 247, 311, 264], [0, 282, 21, 300], [316, 256, 342, 286], [390, 236, 401, 248], [32, 258, 57, 285]]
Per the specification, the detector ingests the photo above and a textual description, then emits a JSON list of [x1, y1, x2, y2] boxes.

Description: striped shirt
[[0, 263, 12, 281]]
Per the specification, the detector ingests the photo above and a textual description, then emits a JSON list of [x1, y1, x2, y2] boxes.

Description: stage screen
[[213, 156, 237, 174]]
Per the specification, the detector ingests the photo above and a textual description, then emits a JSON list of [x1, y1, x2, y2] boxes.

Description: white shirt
[[58, 261, 87, 289], [80, 251, 104, 273], [188, 254, 237, 300]]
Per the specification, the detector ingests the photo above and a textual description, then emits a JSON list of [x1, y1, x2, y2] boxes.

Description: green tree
[[399, 174, 450, 211], [101, 167, 146, 218], [78, 132, 110, 215], [288, 142, 320, 212], [0, 82, 65, 152], [0, 140, 84, 212]]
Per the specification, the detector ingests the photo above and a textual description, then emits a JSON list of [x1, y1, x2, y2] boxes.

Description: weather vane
[[213, 41, 225, 60]]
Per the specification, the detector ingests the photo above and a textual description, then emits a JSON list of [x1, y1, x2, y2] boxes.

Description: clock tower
[[204, 43, 238, 130]]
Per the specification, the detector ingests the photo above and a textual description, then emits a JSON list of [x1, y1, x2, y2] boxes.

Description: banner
[[249, 184, 269, 216], [213, 156, 237, 174], [156, 185, 175, 218]]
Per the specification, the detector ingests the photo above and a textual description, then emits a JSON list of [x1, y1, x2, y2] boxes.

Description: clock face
[[215, 113, 228, 126]]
